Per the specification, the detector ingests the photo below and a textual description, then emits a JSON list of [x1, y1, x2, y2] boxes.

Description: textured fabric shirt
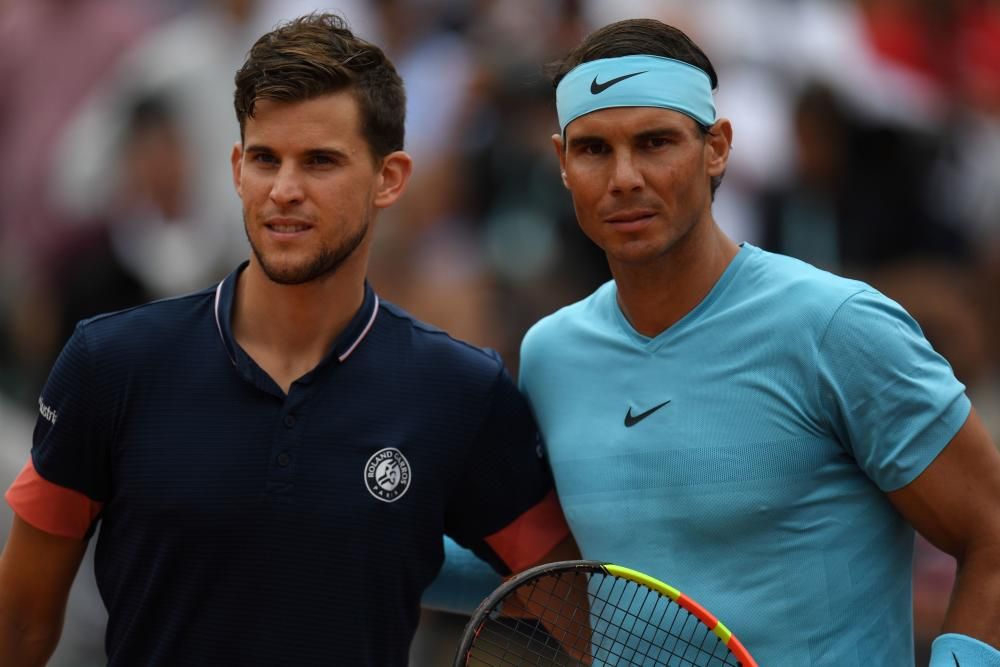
[[7, 263, 567, 666], [520, 243, 969, 666]]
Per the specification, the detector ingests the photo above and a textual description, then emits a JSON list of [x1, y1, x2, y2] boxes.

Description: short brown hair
[[234, 13, 406, 159]]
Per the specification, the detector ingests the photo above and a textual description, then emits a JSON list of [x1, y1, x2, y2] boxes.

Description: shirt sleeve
[[5, 323, 111, 538], [445, 365, 569, 575], [816, 289, 971, 491]]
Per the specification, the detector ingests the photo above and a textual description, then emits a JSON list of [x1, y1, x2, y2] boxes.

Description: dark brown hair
[[547, 18, 718, 91], [234, 13, 405, 159]]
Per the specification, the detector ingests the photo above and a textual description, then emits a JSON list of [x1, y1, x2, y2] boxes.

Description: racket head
[[453, 560, 757, 667]]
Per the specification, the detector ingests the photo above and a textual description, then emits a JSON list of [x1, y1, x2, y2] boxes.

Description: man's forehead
[[244, 92, 361, 134], [565, 105, 699, 138]]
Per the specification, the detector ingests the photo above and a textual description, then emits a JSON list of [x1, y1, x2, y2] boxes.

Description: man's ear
[[551, 133, 569, 188], [705, 118, 733, 179], [231, 142, 244, 197], [373, 150, 413, 209]]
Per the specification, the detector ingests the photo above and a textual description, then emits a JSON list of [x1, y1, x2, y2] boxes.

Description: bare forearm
[[941, 542, 1000, 648], [0, 516, 86, 665], [539, 533, 581, 563], [0, 612, 63, 667]]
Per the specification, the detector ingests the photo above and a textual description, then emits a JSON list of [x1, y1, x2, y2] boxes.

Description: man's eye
[[583, 144, 607, 155], [253, 153, 277, 165]]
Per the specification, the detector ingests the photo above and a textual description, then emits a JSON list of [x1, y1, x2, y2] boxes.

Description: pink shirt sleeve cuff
[[484, 489, 570, 572], [5, 457, 102, 539]]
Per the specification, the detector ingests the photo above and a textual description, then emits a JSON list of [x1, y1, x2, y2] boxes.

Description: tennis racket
[[454, 560, 757, 667]]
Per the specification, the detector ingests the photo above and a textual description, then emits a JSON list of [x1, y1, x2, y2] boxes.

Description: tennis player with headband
[[427, 17, 1000, 667]]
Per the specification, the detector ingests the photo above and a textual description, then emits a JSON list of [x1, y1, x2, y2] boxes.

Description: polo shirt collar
[[213, 262, 380, 374]]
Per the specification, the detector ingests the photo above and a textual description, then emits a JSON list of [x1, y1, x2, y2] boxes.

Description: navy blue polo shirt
[[7, 263, 566, 666]]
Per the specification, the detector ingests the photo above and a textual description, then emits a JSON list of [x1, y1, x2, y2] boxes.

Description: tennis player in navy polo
[[0, 14, 576, 666]]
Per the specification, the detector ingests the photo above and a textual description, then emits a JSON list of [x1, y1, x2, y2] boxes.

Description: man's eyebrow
[[243, 144, 350, 159], [566, 135, 606, 150], [302, 147, 349, 159], [566, 126, 689, 150], [634, 126, 688, 141]]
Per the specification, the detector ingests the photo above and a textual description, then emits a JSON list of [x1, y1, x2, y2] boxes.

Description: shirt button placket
[[273, 412, 298, 475]]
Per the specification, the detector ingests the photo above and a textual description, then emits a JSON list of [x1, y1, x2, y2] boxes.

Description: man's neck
[[232, 259, 368, 393], [612, 224, 739, 338]]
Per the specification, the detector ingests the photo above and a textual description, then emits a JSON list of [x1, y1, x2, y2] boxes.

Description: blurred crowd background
[[0, 0, 997, 664]]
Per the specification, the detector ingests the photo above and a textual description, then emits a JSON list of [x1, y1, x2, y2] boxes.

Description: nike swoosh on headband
[[590, 71, 647, 94], [557, 55, 717, 131]]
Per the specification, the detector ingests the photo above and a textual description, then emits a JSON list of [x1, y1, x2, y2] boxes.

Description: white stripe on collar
[[214, 280, 236, 366], [339, 295, 379, 362], [215, 280, 378, 365]]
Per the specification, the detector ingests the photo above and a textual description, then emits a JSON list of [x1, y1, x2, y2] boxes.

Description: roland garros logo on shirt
[[364, 447, 411, 503]]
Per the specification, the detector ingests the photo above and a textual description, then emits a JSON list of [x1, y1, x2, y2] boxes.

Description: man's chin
[[264, 270, 311, 286], [254, 254, 342, 286], [246, 222, 368, 287], [261, 265, 325, 286]]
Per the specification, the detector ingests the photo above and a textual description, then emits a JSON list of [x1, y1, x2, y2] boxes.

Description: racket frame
[[453, 560, 758, 667]]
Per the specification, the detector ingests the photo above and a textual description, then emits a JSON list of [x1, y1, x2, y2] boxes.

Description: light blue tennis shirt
[[519, 244, 970, 666]]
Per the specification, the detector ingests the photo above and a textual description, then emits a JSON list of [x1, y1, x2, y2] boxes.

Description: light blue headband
[[555, 55, 717, 132]]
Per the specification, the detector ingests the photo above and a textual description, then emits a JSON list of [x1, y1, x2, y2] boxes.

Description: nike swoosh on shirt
[[590, 71, 647, 94], [624, 400, 671, 427]]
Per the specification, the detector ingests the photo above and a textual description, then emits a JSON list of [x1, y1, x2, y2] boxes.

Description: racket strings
[[463, 570, 741, 666], [587, 574, 739, 666], [464, 570, 598, 666]]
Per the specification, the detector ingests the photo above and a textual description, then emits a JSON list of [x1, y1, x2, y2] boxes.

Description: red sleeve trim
[[4, 458, 102, 539], [484, 489, 570, 572]]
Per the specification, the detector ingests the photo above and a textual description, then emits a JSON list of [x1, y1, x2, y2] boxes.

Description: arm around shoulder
[[888, 407, 1000, 656], [0, 514, 87, 666]]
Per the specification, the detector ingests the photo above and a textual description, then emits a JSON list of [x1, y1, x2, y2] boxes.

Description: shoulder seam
[[450, 362, 509, 506], [76, 289, 214, 329], [815, 287, 875, 353], [377, 303, 503, 366], [812, 287, 876, 437]]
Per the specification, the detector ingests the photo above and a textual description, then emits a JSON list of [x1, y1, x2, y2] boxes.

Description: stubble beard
[[244, 214, 371, 286]]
